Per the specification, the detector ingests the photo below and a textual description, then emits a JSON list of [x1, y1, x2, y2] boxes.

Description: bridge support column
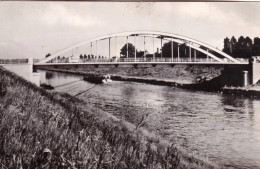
[[76, 47, 78, 58], [194, 50, 197, 62], [109, 38, 111, 59], [242, 71, 249, 87], [126, 36, 128, 59], [91, 42, 92, 58], [171, 39, 173, 62], [144, 36, 146, 61], [115, 37, 117, 62], [96, 40, 98, 62], [207, 49, 209, 62], [189, 43, 191, 62], [161, 38, 163, 59], [134, 35, 136, 62], [153, 35, 155, 61], [177, 44, 180, 62]]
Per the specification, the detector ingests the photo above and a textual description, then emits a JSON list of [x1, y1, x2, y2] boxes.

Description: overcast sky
[[0, 2, 260, 59]]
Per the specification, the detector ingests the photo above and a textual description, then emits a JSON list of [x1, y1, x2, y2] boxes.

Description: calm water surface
[[39, 70, 260, 168]]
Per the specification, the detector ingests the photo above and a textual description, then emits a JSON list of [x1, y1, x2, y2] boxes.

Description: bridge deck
[[34, 61, 248, 66]]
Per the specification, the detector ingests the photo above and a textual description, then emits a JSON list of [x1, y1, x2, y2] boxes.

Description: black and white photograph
[[1, 1, 260, 168]]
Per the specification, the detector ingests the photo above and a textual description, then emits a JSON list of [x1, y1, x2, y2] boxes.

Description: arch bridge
[[36, 31, 248, 67]]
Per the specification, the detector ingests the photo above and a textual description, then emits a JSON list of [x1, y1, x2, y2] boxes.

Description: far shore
[[37, 66, 260, 99]]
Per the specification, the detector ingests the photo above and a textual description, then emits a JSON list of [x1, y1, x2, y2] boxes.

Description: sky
[[0, 2, 260, 59]]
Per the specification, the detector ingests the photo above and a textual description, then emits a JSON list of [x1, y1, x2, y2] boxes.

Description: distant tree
[[223, 37, 231, 55], [222, 36, 254, 58], [236, 36, 252, 58], [136, 51, 146, 58], [230, 36, 237, 56], [120, 43, 136, 58], [245, 37, 253, 48], [161, 41, 173, 58], [57, 56, 60, 60], [79, 54, 83, 59], [254, 37, 260, 45], [238, 36, 246, 48], [84, 54, 87, 59], [253, 37, 260, 56], [161, 41, 190, 58]]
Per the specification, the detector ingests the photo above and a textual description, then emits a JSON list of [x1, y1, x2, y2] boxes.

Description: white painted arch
[[38, 31, 240, 64]]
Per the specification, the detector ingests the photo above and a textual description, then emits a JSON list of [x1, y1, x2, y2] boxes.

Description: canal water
[[38, 69, 260, 169]]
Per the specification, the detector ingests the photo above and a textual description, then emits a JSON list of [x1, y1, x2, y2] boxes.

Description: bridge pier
[[221, 57, 260, 87], [249, 57, 260, 84], [221, 64, 250, 87], [242, 71, 249, 87]]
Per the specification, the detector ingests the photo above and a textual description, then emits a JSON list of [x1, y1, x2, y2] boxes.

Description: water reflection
[[46, 72, 54, 79], [38, 69, 260, 168], [221, 95, 255, 120]]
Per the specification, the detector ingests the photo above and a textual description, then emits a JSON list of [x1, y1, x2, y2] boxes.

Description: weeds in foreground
[[0, 67, 182, 168], [0, 77, 7, 97]]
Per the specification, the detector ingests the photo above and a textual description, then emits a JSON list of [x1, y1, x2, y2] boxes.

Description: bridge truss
[[37, 31, 242, 65]]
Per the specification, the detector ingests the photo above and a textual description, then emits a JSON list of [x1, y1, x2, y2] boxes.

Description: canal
[[38, 69, 260, 168]]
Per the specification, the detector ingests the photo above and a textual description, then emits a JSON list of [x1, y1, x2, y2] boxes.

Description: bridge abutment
[[249, 57, 260, 84], [221, 57, 260, 87], [1, 58, 40, 86], [221, 64, 250, 87]]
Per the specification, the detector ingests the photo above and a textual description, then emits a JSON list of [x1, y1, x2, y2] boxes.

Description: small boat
[[83, 76, 103, 84], [102, 75, 113, 84], [83, 74, 112, 84], [40, 83, 54, 90]]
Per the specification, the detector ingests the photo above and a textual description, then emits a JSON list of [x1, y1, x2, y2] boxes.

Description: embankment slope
[[0, 66, 219, 168]]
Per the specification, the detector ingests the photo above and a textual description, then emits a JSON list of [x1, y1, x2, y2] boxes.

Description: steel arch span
[[38, 31, 241, 64]]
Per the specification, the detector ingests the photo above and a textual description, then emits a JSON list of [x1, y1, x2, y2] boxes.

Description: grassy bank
[[0, 66, 219, 168]]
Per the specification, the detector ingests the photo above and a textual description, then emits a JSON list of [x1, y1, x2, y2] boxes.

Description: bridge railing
[[0, 59, 29, 64], [83, 57, 220, 63], [49, 57, 249, 64], [236, 58, 249, 63]]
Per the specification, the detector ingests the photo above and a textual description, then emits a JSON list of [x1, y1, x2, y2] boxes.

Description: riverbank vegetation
[[38, 65, 222, 85], [0, 66, 219, 168]]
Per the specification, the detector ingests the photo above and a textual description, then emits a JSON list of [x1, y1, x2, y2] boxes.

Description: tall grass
[[0, 66, 183, 168], [0, 66, 221, 169]]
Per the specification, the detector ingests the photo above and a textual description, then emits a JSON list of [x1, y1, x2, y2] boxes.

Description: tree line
[[223, 36, 260, 58], [120, 36, 260, 59]]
